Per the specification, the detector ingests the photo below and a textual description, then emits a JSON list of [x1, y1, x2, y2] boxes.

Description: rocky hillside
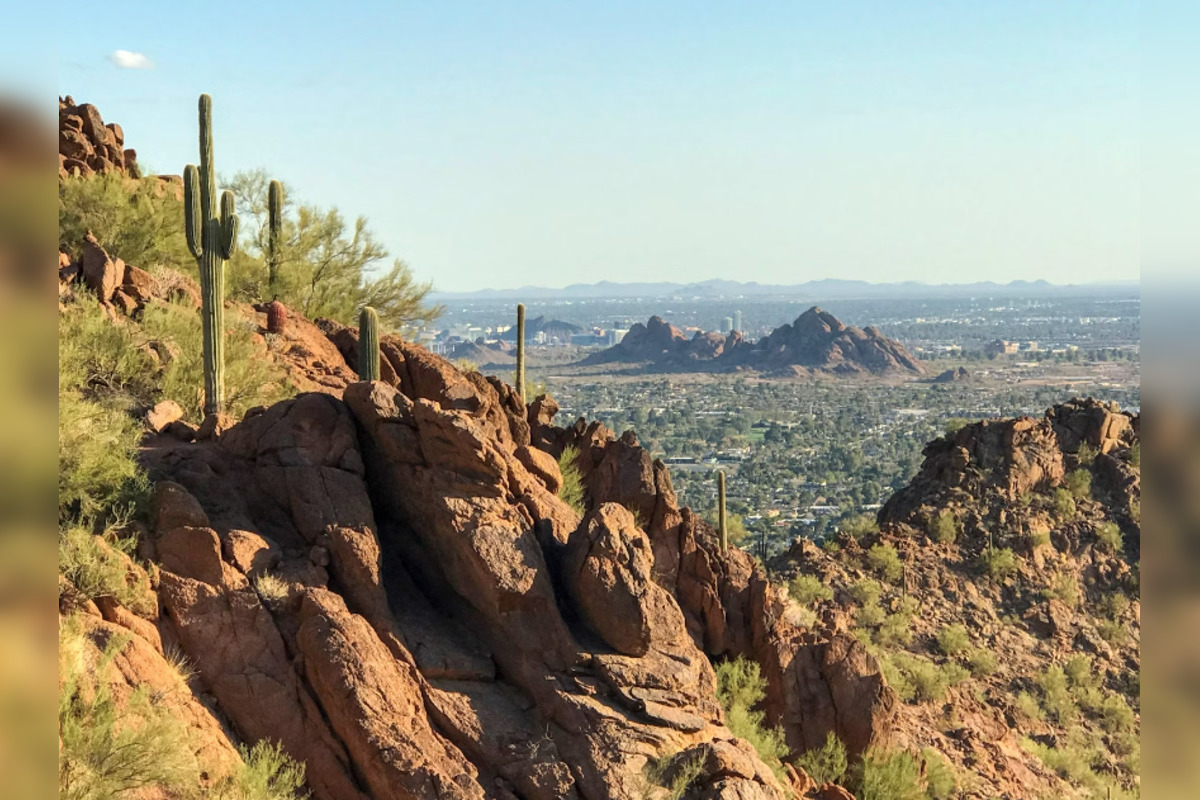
[[583, 308, 924, 377], [770, 399, 1140, 799], [58, 99, 1137, 800]]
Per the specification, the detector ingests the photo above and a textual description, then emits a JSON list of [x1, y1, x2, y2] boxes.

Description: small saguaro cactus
[[358, 306, 380, 381], [515, 303, 527, 403], [267, 179, 283, 293], [718, 470, 728, 553], [184, 93, 239, 416]]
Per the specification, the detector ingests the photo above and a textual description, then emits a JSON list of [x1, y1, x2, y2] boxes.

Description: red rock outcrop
[[59, 96, 140, 178]]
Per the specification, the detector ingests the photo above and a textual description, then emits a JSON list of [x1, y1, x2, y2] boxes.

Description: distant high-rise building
[[733, 310, 743, 333], [720, 316, 734, 334]]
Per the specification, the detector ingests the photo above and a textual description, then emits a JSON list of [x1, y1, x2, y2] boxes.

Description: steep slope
[[769, 399, 1141, 799], [581, 308, 924, 376]]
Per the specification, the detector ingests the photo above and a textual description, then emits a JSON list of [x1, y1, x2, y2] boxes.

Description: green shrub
[[854, 748, 925, 800], [59, 527, 155, 616], [878, 655, 915, 702], [840, 513, 878, 540], [1015, 691, 1043, 721], [1097, 693, 1135, 734], [58, 390, 148, 526], [59, 173, 193, 275], [1095, 521, 1123, 552], [1076, 442, 1099, 466], [59, 618, 200, 800], [1052, 487, 1077, 519], [556, 445, 587, 515], [821, 537, 841, 554], [927, 509, 958, 544], [944, 418, 969, 437], [59, 297, 158, 410], [1036, 665, 1077, 724], [714, 658, 789, 781], [1096, 618, 1130, 646], [876, 612, 913, 648], [1065, 469, 1093, 500], [790, 574, 833, 606], [866, 544, 904, 582], [849, 579, 883, 607], [1027, 528, 1052, 548], [890, 652, 952, 703], [1064, 655, 1098, 690], [922, 748, 957, 800], [966, 648, 998, 677], [213, 740, 308, 800], [979, 547, 1018, 581], [856, 603, 887, 629], [1102, 591, 1131, 620], [1129, 442, 1140, 469], [794, 731, 847, 785], [1042, 572, 1082, 610], [936, 624, 971, 657], [139, 300, 294, 421]]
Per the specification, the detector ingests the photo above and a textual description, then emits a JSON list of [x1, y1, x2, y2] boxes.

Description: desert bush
[[59, 527, 155, 615], [212, 740, 308, 800], [794, 731, 847, 785], [556, 445, 586, 514], [1102, 592, 1131, 620], [927, 509, 958, 544], [139, 300, 294, 421], [966, 648, 998, 677], [59, 618, 200, 800], [1015, 691, 1043, 721], [840, 513, 878, 540], [252, 573, 290, 610], [1064, 655, 1098, 690], [936, 624, 971, 657], [890, 653, 953, 703], [866, 544, 904, 582], [1095, 521, 1123, 552], [979, 547, 1018, 581], [1027, 528, 1052, 548], [714, 658, 789, 781], [944, 418, 969, 437], [1052, 487, 1077, 519], [59, 297, 158, 409], [922, 748, 957, 800], [1097, 693, 1135, 734], [856, 603, 887, 629], [1095, 618, 1129, 646], [1021, 732, 1134, 799], [790, 574, 833, 606], [1076, 442, 1098, 466], [59, 173, 193, 274], [876, 611, 914, 648], [1036, 665, 1077, 724], [1042, 572, 1082, 610], [1128, 442, 1140, 469], [1065, 469, 1093, 500], [849, 579, 883, 607], [854, 747, 925, 800], [59, 390, 148, 527]]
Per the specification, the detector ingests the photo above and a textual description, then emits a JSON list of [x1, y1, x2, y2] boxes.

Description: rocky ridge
[[583, 308, 924, 377]]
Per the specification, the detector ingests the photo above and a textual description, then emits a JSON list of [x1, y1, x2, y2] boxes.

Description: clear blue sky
[[42, 2, 1153, 291]]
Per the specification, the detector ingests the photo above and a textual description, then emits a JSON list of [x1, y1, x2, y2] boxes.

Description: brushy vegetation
[[921, 748, 957, 800], [556, 445, 586, 515], [879, 651, 967, 704], [1095, 521, 1123, 552], [1065, 468, 1093, 500], [927, 509, 958, 544], [866, 543, 903, 582], [1042, 571, 1082, 610], [978, 546, 1018, 581], [60, 616, 309, 800], [58, 527, 155, 615], [935, 624, 971, 657], [714, 658, 789, 782], [1051, 487, 1077, 519], [640, 753, 704, 800], [852, 747, 926, 800], [839, 513, 878, 540], [789, 574, 833, 606], [966, 647, 998, 677], [794, 731, 847, 785], [1075, 441, 1098, 466]]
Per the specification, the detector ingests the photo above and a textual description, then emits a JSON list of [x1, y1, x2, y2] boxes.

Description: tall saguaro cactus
[[184, 93, 239, 416], [515, 303, 527, 403], [718, 470, 728, 553], [359, 306, 380, 381], [267, 179, 283, 293]]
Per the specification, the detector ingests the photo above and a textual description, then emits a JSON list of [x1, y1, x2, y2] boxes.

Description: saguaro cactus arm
[[219, 190, 239, 259], [184, 165, 203, 258], [267, 179, 283, 291]]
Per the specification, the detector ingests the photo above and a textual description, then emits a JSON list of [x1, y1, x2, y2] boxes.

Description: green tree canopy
[[224, 168, 443, 332]]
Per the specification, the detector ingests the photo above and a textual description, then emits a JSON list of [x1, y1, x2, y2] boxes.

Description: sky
[[33, 2, 1165, 292]]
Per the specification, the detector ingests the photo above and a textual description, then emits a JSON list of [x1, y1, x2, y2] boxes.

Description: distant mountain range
[[432, 278, 1139, 302]]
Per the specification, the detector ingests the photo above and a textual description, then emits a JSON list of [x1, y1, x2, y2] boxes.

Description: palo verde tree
[[183, 94, 239, 416]]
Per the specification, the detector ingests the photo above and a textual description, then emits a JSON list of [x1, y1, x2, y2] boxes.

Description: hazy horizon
[[54, 1, 1140, 293]]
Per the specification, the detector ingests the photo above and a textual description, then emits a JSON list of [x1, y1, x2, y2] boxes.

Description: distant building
[[733, 310, 743, 333], [720, 316, 734, 334], [985, 339, 1019, 356]]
